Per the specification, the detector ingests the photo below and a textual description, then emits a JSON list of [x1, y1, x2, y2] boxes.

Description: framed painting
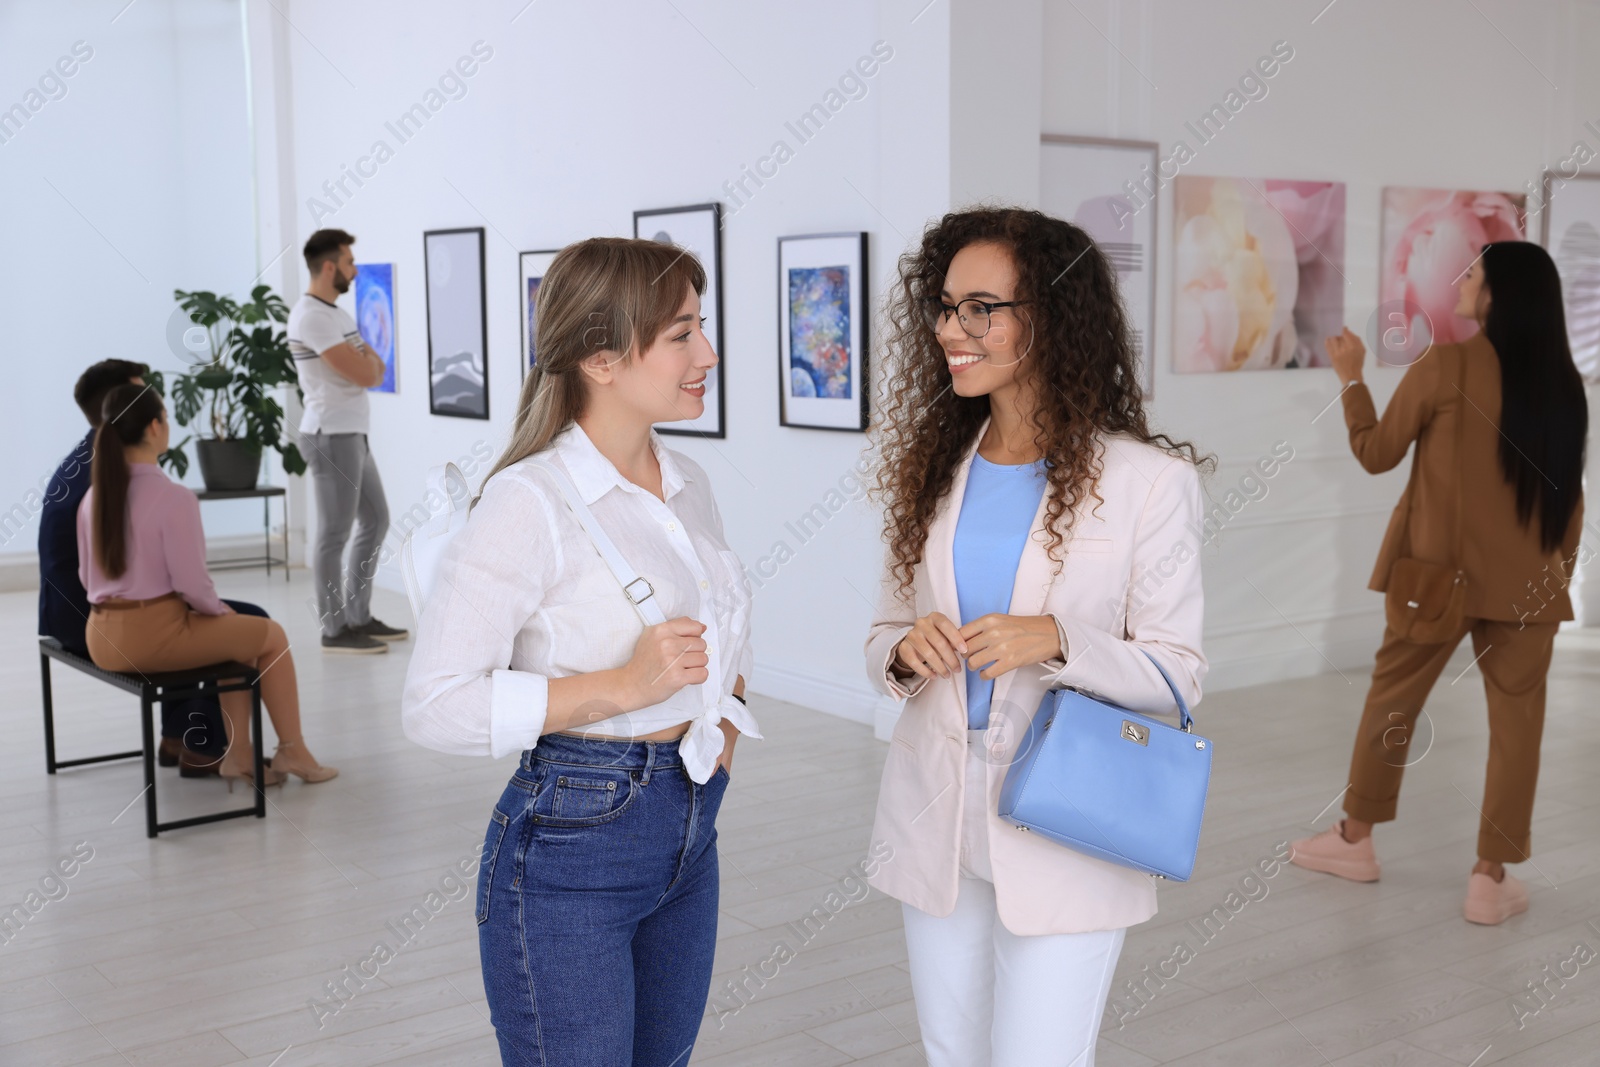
[[353, 262, 396, 393], [519, 249, 559, 381], [1541, 172, 1600, 382], [777, 232, 868, 432], [1379, 187, 1525, 367], [1040, 135, 1158, 393], [1171, 175, 1346, 372], [634, 203, 724, 438], [423, 227, 489, 419]]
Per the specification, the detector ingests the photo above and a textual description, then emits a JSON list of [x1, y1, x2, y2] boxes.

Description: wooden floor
[[4, 567, 1599, 1065]]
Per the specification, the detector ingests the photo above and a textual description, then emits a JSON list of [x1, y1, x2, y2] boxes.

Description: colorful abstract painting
[[354, 263, 396, 393], [1380, 187, 1526, 366], [787, 266, 853, 400], [1173, 176, 1345, 372]]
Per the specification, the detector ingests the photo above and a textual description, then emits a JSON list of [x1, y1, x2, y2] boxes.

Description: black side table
[[194, 486, 290, 581]]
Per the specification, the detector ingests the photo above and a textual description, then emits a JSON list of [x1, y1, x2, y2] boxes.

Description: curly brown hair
[[871, 207, 1207, 595]]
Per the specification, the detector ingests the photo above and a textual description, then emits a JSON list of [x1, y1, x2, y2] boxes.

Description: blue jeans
[[477, 732, 729, 1066]]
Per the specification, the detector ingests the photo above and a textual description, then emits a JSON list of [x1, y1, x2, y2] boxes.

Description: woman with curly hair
[[863, 207, 1208, 1064]]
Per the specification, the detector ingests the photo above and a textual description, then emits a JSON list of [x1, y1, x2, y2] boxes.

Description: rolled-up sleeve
[[864, 550, 931, 702], [1046, 456, 1207, 720], [401, 472, 560, 758]]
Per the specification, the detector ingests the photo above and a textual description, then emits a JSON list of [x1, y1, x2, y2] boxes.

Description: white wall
[[1043, 0, 1600, 689], [265, 0, 950, 716], [256, 0, 1600, 716], [38, 0, 1586, 713], [2, 0, 266, 571]]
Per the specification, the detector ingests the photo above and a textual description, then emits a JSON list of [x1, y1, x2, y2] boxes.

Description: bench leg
[[41, 652, 57, 774], [252, 681, 266, 819], [141, 690, 159, 839]]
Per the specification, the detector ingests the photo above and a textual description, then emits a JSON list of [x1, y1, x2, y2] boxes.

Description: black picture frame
[[633, 203, 725, 438], [423, 227, 489, 420], [776, 231, 869, 433], [519, 248, 560, 382]]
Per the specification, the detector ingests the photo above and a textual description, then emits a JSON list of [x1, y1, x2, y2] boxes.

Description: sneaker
[[1463, 871, 1529, 925], [1289, 820, 1381, 882], [352, 617, 409, 642], [321, 627, 389, 654]]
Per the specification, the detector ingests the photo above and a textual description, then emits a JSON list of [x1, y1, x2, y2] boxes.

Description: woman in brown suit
[[1292, 241, 1586, 925]]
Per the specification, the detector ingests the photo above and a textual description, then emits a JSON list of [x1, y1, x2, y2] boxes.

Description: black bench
[[39, 637, 267, 838]]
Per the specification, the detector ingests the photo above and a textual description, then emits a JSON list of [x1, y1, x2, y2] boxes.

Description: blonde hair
[[479, 237, 707, 496]]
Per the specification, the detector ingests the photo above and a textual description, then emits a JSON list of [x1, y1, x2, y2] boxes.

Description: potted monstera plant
[[160, 285, 306, 490]]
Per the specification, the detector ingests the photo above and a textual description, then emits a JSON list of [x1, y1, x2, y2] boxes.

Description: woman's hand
[[892, 612, 968, 680], [620, 616, 708, 710], [1326, 327, 1366, 386], [960, 614, 1063, 681]]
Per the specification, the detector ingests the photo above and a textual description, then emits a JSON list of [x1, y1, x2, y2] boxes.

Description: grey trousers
[[303, 431, 389, 637]]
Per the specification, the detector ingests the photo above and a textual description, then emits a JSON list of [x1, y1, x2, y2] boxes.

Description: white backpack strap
[[533, 459, 667, 626]]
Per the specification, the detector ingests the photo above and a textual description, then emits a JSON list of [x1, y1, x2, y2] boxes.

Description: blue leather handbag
[[997, 650, 1211, 881]]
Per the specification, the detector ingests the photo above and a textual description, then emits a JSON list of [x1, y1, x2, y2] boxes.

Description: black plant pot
[[196, 439, 262, 492]]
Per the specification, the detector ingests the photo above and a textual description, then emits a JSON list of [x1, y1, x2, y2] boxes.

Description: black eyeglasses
[[923, 297, 1030, 339]]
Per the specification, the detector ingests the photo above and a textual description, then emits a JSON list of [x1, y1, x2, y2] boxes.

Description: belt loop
[[640, 740, 655, 786]]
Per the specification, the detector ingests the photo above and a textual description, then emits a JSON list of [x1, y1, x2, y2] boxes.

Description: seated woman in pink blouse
[[77, 384, 336, 786]]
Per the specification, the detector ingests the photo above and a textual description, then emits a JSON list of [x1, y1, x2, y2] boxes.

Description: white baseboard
[[0, 534, 298, 593], [747, 659, 886, 728], [0, 553, 37, 593]]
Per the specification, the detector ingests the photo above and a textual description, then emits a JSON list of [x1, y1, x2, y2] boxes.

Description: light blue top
[[952, 453, 1050, 730]]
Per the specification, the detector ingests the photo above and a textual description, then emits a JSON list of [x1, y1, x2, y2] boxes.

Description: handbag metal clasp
[[1121, 720, 1148, 746]]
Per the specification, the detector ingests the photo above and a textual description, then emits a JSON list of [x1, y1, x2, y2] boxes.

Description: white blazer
[[864, 420, 1207, 934]]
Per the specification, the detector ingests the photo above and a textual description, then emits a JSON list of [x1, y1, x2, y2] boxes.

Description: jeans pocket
[[530, 765, 637, 826], [476, 807, 511, 926]]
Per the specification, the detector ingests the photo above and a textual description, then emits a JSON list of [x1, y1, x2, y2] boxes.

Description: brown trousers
[[1343, 616, 1558, 863]]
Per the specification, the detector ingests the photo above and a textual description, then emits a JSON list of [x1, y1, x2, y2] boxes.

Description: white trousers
[[900, 738, 1126, 1066]]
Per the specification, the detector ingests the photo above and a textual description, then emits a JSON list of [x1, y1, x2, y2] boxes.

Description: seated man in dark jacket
[[39, 360, 271, 775]]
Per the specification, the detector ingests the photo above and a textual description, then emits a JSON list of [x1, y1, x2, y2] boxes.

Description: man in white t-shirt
[[289, 228, 407, 654]]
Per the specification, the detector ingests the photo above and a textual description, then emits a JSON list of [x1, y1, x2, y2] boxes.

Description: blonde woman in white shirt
[[402, 237, 758, 1066]]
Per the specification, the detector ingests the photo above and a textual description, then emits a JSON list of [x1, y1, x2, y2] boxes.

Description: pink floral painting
[[1173, 176, 1345, 372], [1379, 187, 1526, 365]]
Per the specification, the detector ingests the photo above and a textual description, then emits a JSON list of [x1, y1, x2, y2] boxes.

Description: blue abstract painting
[[355, 263, 396, 393], [787, 265, 852, 399]]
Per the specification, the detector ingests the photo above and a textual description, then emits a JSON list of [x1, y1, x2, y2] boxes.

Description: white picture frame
[[1542, 171, 1600, 383], [777, 232, 869, 432], [1039, 135, 1158, 395]]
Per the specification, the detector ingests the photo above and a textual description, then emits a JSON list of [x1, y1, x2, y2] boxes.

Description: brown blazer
[[1342, 331, 1584, 624]]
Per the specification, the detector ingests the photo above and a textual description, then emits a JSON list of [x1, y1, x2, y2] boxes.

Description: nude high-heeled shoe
[[272, 739, 338, 783], [219, 753, 286, 791]]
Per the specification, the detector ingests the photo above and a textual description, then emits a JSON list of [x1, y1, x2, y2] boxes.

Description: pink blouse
[[77, 464, 228, 615]]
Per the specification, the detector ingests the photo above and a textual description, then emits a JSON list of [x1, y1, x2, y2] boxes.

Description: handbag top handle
[[531, 458, 669, 627], [1134, 648, 1193, 732]]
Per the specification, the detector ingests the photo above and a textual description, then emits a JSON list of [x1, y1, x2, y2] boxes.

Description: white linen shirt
[[401, 422, 760, 783]]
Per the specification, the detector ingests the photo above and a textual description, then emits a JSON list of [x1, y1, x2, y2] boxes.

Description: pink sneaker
[[1463, 871, 1529, 925], [1289, 821, 1381, 882]]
